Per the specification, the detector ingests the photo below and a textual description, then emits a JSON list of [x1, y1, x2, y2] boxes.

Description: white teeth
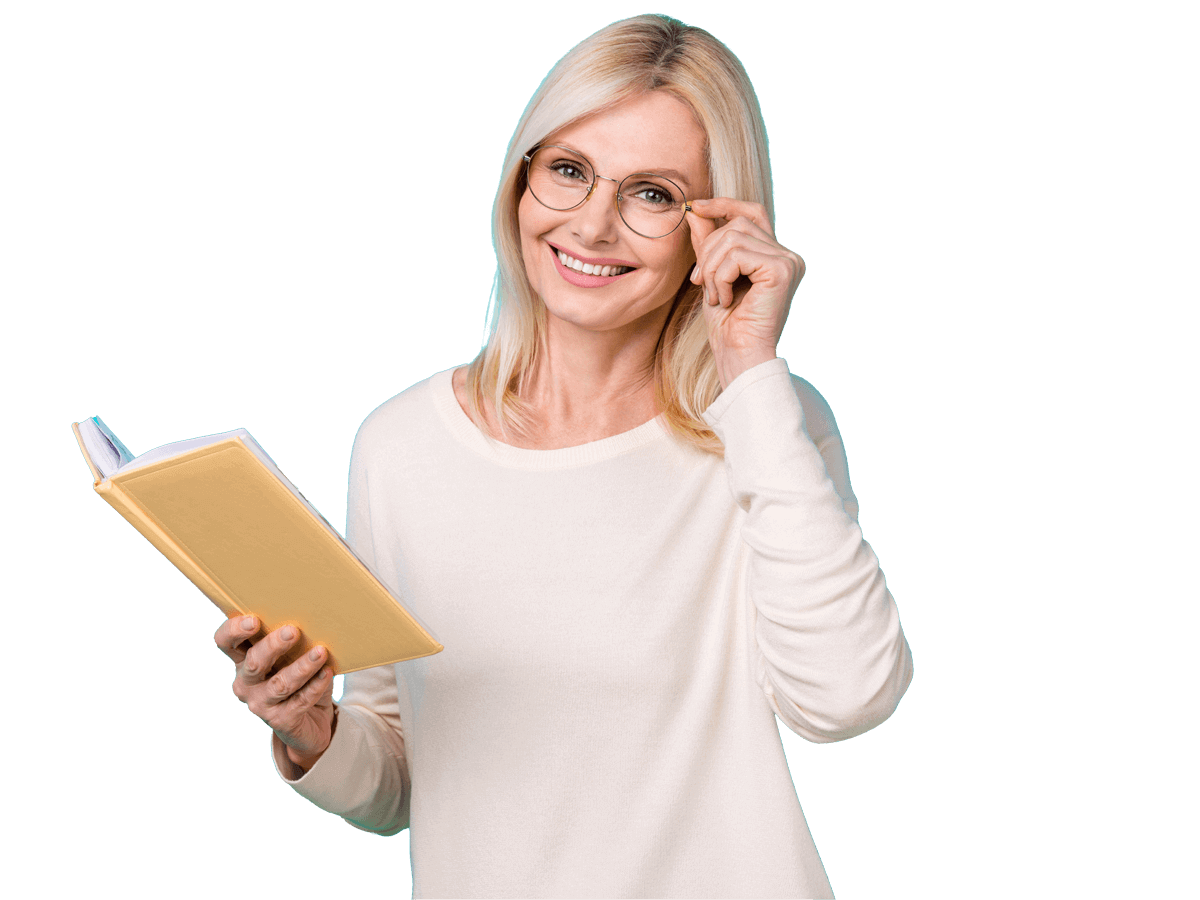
[[556, 248, 632, 276]]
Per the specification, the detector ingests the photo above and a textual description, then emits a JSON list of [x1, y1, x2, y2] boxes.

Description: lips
[[549, 241, 638, 286], [547, 241, 638, 273]]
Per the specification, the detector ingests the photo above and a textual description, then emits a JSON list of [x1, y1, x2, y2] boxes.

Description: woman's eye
[[631, 184, 675, 206], [550, 162, 588, 181]]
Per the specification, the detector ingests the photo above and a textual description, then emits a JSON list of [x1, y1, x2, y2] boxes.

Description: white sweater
[[273, 358, 913, 899]]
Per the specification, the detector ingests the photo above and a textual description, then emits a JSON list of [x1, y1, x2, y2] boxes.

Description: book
[[72, 416, 443, 674]]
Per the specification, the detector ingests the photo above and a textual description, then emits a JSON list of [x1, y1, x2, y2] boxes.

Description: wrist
[[284, 705, 338, 773], [717, 350, 778, 391]]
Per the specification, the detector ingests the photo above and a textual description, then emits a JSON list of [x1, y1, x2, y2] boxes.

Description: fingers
[[690, 209, 775, 250], [247, 646, 332, 721], [690, 228, 797, 307], [219, 620, 334, 759], [240, 624, 301, 686], [686, 198, 798, 310], [214, 615, 260, 664], [687, 197, 772, 236], [232, 624, 330, 711], [687, 206, 718, 261]]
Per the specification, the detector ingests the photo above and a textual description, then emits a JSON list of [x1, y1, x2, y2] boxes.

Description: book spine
[[71, 421, 103, 482]]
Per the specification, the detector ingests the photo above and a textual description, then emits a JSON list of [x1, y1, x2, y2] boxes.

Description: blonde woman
[[215, 14, 912, 898]]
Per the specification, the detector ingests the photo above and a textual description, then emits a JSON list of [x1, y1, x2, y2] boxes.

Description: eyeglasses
[[522, 144, 693, 239]]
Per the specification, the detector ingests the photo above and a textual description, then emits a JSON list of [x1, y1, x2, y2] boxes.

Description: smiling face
[[518, 91, 709, 345]]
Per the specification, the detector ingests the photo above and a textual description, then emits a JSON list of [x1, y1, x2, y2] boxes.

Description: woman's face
[[518, 91, 709, 343]]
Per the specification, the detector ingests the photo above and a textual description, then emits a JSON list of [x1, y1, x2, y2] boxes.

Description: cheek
[[517, 191, 548, 287], [661, 236, 696, 283], [519, 191, 547, 247], [639, 246, 696, 311]]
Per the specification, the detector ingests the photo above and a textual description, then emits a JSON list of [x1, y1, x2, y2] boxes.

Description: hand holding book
[[215, 615, 336, 774]]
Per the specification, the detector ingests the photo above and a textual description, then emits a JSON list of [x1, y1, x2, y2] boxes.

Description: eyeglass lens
[[526, 146, 687, 239]]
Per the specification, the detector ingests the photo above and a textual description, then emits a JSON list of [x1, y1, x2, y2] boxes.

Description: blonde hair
[[462, 14, 773, 456]]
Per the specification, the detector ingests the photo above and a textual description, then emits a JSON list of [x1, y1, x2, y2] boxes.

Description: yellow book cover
[[73, 417, 442, 674]]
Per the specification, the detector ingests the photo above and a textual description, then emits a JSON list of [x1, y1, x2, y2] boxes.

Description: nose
[[570, 176, 622, 247]]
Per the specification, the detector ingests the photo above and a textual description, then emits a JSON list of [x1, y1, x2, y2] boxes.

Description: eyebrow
[[551, 144, 696, 193], [638, 168, 693, 191]]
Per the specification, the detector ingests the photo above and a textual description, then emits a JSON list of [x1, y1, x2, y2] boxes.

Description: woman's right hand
[[214, 616, 336, 772]]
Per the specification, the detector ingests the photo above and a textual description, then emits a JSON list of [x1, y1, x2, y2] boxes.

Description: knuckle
[[231, 679, 247, 703], [268, 673, 292, 699]]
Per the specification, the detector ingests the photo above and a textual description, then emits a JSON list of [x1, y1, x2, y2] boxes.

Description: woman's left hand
[[686, 198, 805, 390]]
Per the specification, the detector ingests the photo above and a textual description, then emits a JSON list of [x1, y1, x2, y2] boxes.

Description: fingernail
[[690, 264, 699, 284], [309, 647, 323, 661], [280, 626, 296, 641], [242, 617, 256, 632]]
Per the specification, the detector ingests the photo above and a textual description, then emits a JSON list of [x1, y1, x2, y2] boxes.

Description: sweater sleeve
[[271, 678, 410, 835], [702, 358, 913, 743], [269, 423, 411, 835]]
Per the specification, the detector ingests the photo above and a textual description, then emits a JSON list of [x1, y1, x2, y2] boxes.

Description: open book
[[73, 417, 443, 674]]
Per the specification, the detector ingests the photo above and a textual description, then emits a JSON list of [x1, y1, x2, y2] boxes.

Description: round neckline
[[429, 366, 670, 470]]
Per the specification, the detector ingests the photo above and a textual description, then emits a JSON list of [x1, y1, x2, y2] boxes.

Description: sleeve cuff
[[701, 357, 794, 429], [272, 709, 338, 786], [269, 703, 409, 834]]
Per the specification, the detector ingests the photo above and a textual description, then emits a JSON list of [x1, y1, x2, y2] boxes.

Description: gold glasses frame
[[522, 144, 694, 239]]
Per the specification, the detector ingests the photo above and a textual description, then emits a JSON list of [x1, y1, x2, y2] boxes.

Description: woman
[[215, 14, 912, 898]]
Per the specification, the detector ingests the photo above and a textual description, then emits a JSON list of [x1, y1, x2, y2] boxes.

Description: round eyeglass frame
[[522, 144, 693, 239]]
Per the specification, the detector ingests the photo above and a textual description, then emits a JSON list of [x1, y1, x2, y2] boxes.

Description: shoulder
[[452, 365, 468, 413], [351, 365, 459, 463]]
